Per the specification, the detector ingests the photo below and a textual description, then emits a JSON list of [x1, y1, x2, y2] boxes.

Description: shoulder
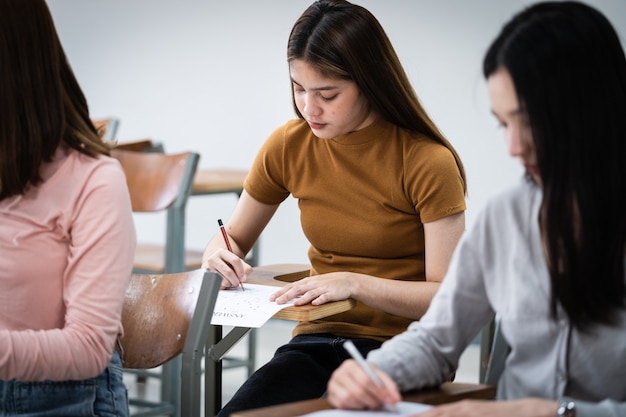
[[399, 131, 464, 189], [37, 147, 126, 195], [64, 150, 129, 201], [472, 176, 540, 237], [403, 133, 458, 168], [70, 150, 126, 180], [483, 176, 539, 215]]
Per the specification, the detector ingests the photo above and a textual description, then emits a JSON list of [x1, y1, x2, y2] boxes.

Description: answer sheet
[[210, 283, 294, 328], [296, 402, 431, 416]]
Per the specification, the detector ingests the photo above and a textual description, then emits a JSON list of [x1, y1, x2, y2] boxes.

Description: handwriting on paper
[[210, 283, 295, 328]]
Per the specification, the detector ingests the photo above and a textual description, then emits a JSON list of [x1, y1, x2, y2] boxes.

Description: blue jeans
[[0, 350, 129, 417], [217, 333, 382, 417]]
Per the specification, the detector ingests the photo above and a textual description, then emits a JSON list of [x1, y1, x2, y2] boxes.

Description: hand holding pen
[[218, 218, 245, 291], [336, 340, 400, 412]]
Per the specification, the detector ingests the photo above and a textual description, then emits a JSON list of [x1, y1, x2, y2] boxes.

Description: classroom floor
[[124, 319, 481, 416]]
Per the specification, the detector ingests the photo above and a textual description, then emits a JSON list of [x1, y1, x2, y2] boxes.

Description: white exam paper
[[210, 283, 294, 328], [296, 402, 431, 417]]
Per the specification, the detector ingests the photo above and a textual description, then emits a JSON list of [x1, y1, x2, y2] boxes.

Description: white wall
[[47, 0, 626, 266]]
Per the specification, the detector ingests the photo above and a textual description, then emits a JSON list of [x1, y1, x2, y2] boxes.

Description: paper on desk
[[210, 283, 295, 328], [296, 402, 431, 417]]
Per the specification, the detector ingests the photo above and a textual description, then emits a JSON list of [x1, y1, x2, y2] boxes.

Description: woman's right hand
[[327, 358, 401, 411], [203, 247, 252, 289], [200, 190, 279, 289]]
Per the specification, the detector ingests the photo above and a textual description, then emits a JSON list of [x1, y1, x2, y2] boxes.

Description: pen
[[343, 340, 397, 412], [217, 218, 244, 291]]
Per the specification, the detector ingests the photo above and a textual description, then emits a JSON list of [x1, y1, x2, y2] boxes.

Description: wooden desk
[[231, 382, 496, 417], [204, 264, 356, 416], [192, 168, 248, 196]]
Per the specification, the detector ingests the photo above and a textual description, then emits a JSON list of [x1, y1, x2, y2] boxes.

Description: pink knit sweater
[[0, 145, 136, 381]]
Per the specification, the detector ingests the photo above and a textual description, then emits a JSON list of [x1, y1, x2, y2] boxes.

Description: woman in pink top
[[0, 1, 136, 415]]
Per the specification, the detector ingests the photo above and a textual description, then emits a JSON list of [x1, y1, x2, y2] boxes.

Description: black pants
[[217, 333, 382, 417]]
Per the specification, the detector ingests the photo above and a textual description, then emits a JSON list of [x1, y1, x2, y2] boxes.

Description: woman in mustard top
[[202, 1, 467, 415]]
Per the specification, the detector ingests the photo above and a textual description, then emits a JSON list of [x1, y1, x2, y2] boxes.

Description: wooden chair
[[115, 138, 165, 153], [111, 148, 202, 411], [120, 269, 221, 417], [112, 141, 249, 272], [111, 148, 200, 274], [92, 117, 120, 143], [112, 147, 257, 386]]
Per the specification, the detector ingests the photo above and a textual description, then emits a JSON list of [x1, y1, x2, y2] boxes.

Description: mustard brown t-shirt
[[244, 118, 466, 341]]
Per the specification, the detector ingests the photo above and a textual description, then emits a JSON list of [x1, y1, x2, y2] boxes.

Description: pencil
[[343, 340, 397, 412], [217, 218, 244, 291]]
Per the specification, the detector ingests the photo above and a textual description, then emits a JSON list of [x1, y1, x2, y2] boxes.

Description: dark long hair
[[484, 1, 626, 330], [287, 0, 466, 194], [0, 0, 108, 200]]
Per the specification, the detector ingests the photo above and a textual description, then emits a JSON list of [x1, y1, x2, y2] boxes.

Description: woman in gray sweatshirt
[[327, 2, 626, 417]]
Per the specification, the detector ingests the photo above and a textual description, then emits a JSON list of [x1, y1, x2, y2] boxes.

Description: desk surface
[[231, 382, 496, 417], [249, 264, 356, 321], [192, 168, 248, 195]]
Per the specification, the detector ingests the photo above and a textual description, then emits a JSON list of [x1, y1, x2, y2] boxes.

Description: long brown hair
[[287, 0, 466, 194], [0, 0, 109, 199]]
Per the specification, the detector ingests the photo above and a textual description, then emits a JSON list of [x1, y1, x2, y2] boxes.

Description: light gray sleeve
[[367, 224, 495, 392]]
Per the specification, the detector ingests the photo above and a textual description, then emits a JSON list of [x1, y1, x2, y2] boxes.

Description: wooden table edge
[[231, 383, 496, 417], [192, 168, 248, 195], [247, 264, 356, 322], [273, 299, 356, 321]]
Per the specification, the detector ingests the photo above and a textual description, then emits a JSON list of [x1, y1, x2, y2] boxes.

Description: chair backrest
[[92, 117, 120, 143], [119, 268, 219, 368], [111, 149, 200, 273], [119, 269, 221, 415], [111, 148, 199, 212]]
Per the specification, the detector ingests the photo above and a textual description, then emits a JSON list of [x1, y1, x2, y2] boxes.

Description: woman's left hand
[[415, 398, 558, 417], [270, 272, 357, 305]]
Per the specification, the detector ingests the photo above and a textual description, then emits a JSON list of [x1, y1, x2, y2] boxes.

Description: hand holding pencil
[[344, 340, 398, 411], [218, 218, 245, 291], [326, 340, 401, 411]]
